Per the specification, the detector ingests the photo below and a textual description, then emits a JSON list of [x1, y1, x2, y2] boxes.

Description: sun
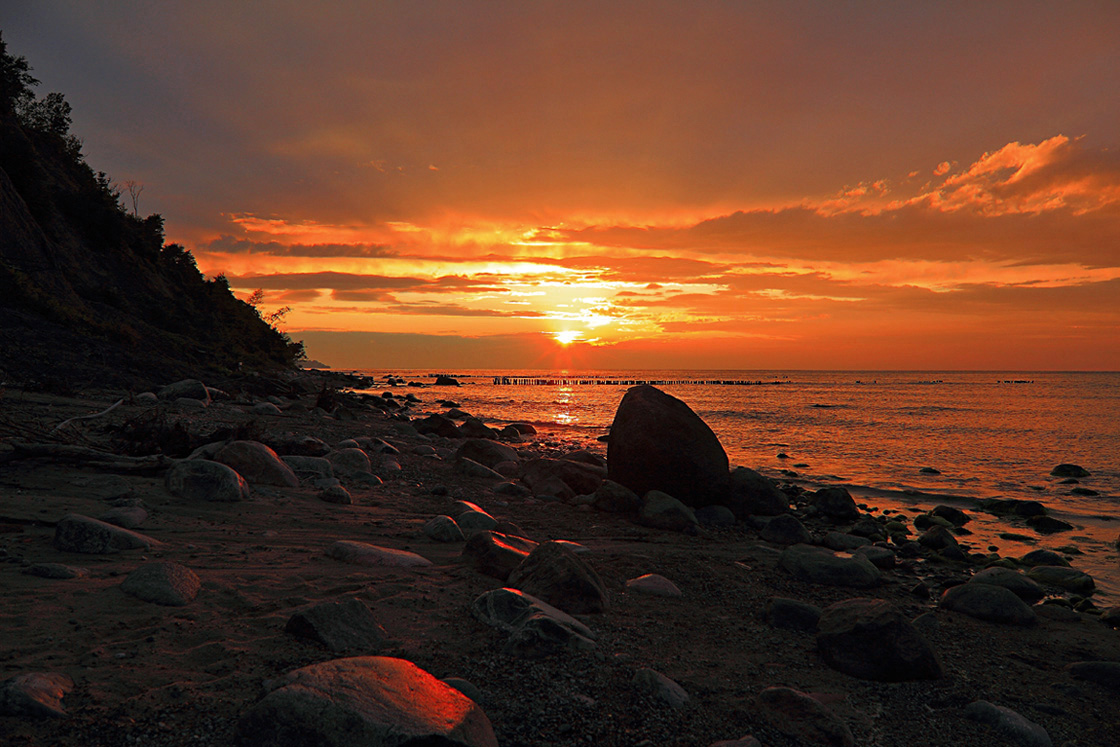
[[552, 330, 583, 345]]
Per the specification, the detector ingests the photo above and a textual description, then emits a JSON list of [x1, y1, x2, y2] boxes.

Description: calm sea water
[[358, 369, 1120, 601]]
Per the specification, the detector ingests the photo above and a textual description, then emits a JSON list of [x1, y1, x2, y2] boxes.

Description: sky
[[6, 2, 1120, 370]]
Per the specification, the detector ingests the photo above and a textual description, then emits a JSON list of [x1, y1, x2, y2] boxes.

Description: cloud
[[203, 235, 397, 258]]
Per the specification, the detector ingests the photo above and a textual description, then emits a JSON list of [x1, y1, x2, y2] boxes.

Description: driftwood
[[4, 441, 176, 472], [49, 398, 125, 435]]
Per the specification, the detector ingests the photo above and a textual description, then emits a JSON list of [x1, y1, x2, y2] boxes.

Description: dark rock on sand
[[462, 531, 538, 581], [24, 563, 88, 580], [756, 686, 855, 747], [625, 574, 683, 597], [98, 505, 148, 529], [694, 504, 736, 527], [766, 597, 822, 631], [53, 514, 158, 554], [326, 447, 371, 474], [285, 598, 388, 652], [963, 700, 1052, 747], [456, 507, 499, 535], [319, 485, 352, 504], [521, 457, 605, 498], [809, 487, 860, 522], [503, 613, 598, 658], [423, 515, 466, 542], [632, 668, 689, 708], [121, 561, 201, 606], [760, 514, 812, 545], [854, 545, 896, 569], [215, 441, 299, 488], [917, 525, 966, 560], [235, 656, 497, 747], [778, 544, 881, 588], [607, 384, 731, 509], [158, 378, 211, 404], [459, 417, 497, 440], [326, 540, 432, 568], [940, 583, 1037, 625], [726, 467, 787, 517], [638, 490, 700, 533], [0, 672, 74, 718], [471, 587, 595, 639], [968, 567, 1046, 602], [414, 413, 462, 438], [455, 457, 505, 480], [823, 531, 870, 552], [1051, 463, 1090, 478], [166, 459, 251, 502], [508, 540, 609, 614], [456, 439, 520, 469], [280, 456, 331, 479], [590, 480, 641, 514], [816, 598, 943, 681]]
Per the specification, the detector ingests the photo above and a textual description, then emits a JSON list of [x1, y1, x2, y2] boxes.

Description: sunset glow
[[10, 3, 1120, 370]]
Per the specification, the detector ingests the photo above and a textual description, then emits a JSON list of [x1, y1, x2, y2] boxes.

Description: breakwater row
[[491, 377, 787, 386]]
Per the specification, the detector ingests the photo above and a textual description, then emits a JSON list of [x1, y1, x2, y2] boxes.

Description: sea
[[354, 369, 1120, 604]]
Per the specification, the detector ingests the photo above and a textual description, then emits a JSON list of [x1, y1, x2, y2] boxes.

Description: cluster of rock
[[7, 376, 1118, 747]]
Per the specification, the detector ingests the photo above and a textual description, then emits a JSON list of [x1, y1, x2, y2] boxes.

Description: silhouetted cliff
[[0, 32, 302, 389]]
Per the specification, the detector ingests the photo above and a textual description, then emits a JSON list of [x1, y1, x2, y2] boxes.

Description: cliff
[[0, 33, 302, 390]]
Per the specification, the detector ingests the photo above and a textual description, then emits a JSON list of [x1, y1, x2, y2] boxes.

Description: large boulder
[[166, 459, 250, 502], [507, 541, 609, 614], [816, 598, 943, 682], [606, 385, 731, 508], [235, 657, 497, 746], [215, 441, 299, 487]]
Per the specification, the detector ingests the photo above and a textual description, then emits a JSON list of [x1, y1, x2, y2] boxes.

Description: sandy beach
[[2, 371, 1119, 746]]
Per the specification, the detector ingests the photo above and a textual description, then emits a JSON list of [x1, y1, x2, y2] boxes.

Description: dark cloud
[[228, 272, 501, 293], [203, 235, 396, 258]]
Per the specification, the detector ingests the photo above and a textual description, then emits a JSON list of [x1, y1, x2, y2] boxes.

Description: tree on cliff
[[0, 29, 305, 386]]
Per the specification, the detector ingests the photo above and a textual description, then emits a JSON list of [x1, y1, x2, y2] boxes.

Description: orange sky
[[8, 3, 1120, 369]]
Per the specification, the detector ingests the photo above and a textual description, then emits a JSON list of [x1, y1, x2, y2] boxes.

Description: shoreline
[[2, 372, 1120, 746]]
